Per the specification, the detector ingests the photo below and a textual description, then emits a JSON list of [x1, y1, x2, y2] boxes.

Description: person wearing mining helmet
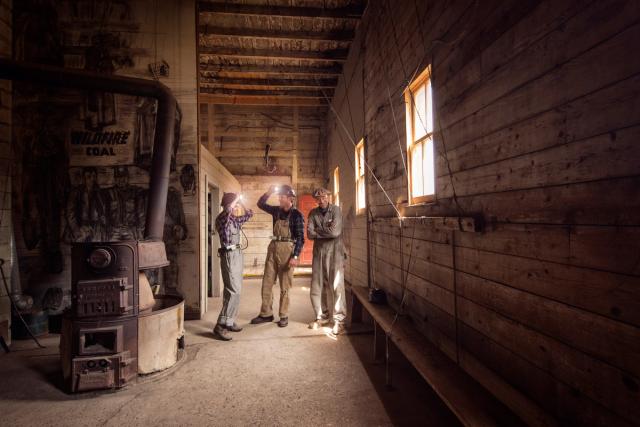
[[251, 184, 305, 328], [307, 187, 347, 335], [213, 192, 253, 341]]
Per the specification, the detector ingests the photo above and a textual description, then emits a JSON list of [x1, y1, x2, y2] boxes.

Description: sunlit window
[[333, 166, 340, 206], [355, 139, 365, 213], [405, 65, 435, 204]]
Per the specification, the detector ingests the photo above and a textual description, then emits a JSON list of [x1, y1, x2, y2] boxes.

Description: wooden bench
[[349, 286, 527, 427]]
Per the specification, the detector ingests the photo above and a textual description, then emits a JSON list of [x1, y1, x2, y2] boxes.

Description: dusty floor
[[0, 277, 459, 426]]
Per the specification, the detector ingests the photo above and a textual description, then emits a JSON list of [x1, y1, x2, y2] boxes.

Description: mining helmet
[[277, 185, 296, 197], [221, 192, 238, 207], [312, 187, 330, 198]]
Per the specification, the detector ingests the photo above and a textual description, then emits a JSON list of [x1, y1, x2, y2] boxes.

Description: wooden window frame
[[405, 65, 436, 205], [355, 139, 366, 214], [333, 166, 340, 207]]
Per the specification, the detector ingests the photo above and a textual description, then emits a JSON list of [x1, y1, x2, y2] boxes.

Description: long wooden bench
[[350, 286, 529, 427]]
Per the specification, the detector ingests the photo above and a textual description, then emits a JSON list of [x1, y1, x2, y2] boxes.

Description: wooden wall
[[0, 0, 11, 343], [326, 0, 640, 425]]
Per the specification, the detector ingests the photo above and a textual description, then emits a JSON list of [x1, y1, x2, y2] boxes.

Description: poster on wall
[[68, 128, 134, 166]]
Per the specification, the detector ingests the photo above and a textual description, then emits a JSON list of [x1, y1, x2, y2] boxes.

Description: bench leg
[[385, 334, 392, 388], [348, 290, 363, 325], [372, 321, 379, 361]]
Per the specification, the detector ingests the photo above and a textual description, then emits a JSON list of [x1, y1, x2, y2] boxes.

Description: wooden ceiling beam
[[199, 25, 355, 42], [200, 94, 328, 107], [200, 87, 333, 98], [200, 46, 348, 62], [198, 2, 365, 19], [199, 63, 342, 76], [200, 77, 338, 89]]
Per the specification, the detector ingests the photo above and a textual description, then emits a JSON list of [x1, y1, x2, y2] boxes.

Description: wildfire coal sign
[[69, 130, 134, 166]]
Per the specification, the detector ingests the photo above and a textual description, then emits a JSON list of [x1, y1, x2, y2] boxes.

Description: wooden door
[[298, 194, 316, 266]]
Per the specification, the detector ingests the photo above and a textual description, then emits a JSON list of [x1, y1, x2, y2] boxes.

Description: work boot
[[332, 323, 346, 335], [308, 318, 331, 330], [225, 323, 243, 332], [277, 317, 289, 328], [214, 324, 232, 341], [250, 315, 274, 324]]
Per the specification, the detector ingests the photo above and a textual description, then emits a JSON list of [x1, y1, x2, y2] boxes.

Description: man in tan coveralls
[[251, 185, 305, 328], [307, 188, 347, 335]]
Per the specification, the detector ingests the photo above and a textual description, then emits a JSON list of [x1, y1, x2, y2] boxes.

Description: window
[[333, 166, 340, 206], [355, 139, 366, 213], [405, 65, 435, 204]]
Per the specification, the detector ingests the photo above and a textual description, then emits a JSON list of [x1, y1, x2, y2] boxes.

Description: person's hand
[[288, 258, 299, 268], [268, 185, 277, 194]]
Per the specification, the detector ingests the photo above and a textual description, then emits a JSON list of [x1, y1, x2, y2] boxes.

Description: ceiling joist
[[200, 25, 354, 42], [200, 94, 328, 107], [200, 46, 348, 62], [198, 2, 365, 19], [200, 77, 338, 89], [200, 63, 342, 76], [200, 87, 333, 98]]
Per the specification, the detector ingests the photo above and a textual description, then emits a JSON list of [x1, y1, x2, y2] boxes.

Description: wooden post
[[292, 106, 299, 192], [207, 102, 215, 153]]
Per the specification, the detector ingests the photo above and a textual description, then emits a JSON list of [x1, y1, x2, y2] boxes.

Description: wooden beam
[[199, 25, 355, 42], [200, 63, 342, 76], [215, 130, 296, 138], [198, 2, 365, 19], [293, 107, 299, 191], [217, 149, 293, 158], [199, 46, 348, 62], [207, 102, 215, 153], [200, 87, 333, 98], [200, 94, 328, 106], [200, 77, 338, 89]]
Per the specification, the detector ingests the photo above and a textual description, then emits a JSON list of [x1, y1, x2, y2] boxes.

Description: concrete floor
[[0, 277, 459, 427]]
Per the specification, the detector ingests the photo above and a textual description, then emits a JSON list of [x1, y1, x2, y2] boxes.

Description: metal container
[[138, 295, 184, 375]]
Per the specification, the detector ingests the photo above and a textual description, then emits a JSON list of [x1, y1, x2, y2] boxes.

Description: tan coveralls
[[307, 204, 346, 324], [260, 213, 295, 318]]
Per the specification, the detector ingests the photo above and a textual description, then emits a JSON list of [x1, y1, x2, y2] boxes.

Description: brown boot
[[226, 323, 243, 332], [214, 324, 232, 341], [277, 317, 288, 328]]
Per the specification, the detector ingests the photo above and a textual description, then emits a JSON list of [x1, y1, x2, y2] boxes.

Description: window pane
[[426, 80, 434, 134], [413, 85, 427, 141], [358, 146, 365, 177], [357, 178, 366, 210], [423, 138, 435, 196], [411, 144, 423, 197]]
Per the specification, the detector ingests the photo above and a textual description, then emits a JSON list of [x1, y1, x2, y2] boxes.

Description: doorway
[[207, 184, 221, 298]]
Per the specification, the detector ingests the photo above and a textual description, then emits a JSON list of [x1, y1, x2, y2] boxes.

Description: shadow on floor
[[346, 323, 463, 427]]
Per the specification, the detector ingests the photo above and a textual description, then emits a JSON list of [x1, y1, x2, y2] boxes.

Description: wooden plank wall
[[199, 104, 326, 275], [326, 0, 640, 425], [0, 0, 11, 344]]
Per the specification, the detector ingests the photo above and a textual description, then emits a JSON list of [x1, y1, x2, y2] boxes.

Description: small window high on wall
[[405, 65, 435, 204], [333, 166, 340, 206], [355, 139, 365, 213]]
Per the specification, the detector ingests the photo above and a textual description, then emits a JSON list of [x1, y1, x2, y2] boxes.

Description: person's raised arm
[[257, 185, 278, 216]]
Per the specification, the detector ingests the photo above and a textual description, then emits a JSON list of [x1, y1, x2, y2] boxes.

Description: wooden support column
[[207, 102, 215, 153], [292, 106, 299, 192]]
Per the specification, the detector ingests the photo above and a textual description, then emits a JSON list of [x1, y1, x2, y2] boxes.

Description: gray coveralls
[[217, 219, 243, 327], [307, 204, 346, 324]]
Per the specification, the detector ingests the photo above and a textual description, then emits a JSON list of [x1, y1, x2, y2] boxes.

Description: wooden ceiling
[[197, 0, 366, 107]]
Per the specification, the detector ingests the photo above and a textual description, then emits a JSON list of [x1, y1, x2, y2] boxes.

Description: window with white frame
[[355, 139, 365, 213], [333, 166, 340, 206], [405, 65, 435, 204]]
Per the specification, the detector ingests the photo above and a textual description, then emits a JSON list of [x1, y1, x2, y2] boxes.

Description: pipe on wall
[[0, 58, 176, 242]]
